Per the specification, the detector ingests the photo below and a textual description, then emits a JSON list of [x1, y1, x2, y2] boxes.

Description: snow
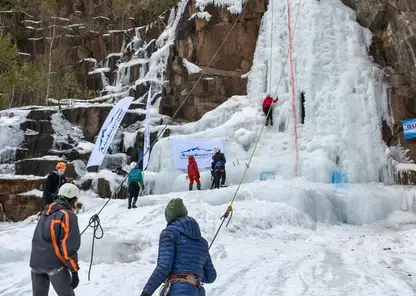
[[123, 131, 137, 150], [182, 58, 202, 74], [51, 112, 84, 147], [0, 109, 29, 162], [397, 163, 416, 172], [2, 180, 416, 295], [76, 142, 95, 153], [1, 0, 416, 295], [20, 189, 43, 197], [196, 0, 245, 14], [88, 67, 111, 75]]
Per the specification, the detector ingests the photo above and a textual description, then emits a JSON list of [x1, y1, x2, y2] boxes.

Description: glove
[[185, 176, 189, 179], [70, 271, 79, 289]]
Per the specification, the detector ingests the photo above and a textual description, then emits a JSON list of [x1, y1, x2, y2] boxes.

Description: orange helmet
[[56, 162, 67, 170]]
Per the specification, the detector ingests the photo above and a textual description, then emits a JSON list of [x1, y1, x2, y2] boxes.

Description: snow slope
[[2, 180, 416, 296]]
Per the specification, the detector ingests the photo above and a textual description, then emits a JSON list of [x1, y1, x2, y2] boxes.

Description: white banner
[[172, 139, 224, 171], [87, 96, 134, 168], [143, 88, 151, 170]]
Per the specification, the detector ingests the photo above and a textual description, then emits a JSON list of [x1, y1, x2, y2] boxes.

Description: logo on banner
[[402, 118, 416, 140], [98, 109, 126, 152], [180, 147, 214, 159]]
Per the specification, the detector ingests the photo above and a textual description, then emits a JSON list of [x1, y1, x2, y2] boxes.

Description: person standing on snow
[[30, 183, 81, 296], [212, 147, 226, 188], [262, 94, 278, 126], [127, 162, 144, 209], [140, 198, 217, 296], [42, 162, 67, 208], [187, 155, 201, 191]]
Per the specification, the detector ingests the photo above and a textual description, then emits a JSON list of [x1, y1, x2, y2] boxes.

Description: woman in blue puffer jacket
[[141, 198, 217, 296]]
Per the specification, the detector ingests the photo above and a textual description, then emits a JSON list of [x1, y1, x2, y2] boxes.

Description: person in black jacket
[[42, 162, 67, 208], [30, 183, 81, 296]]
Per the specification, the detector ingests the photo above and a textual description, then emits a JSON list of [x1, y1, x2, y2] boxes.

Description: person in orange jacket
[[262, 94, 278, 126], [187, 155, 201, 191]]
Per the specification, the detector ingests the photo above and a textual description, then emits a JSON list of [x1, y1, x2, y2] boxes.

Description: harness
[[160, 273, 202, 296]]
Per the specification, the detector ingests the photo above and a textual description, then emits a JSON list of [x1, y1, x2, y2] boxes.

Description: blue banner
[[402, 119, 416, 140]]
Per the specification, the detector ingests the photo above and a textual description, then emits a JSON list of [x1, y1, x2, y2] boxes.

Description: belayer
[[140, 198, 217, 296], [30, 183, 81, 296]]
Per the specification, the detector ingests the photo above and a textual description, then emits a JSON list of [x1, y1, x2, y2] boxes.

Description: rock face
[[62, 106, 146, 141], [341, 0, 416, 162], [0, 178, 44, 221], [163, 0, 266, 121]]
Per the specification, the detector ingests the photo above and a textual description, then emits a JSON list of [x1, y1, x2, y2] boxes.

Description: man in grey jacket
[[30, 183, 81, 296]]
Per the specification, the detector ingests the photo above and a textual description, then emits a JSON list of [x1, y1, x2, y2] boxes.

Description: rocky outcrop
[[62, 106, 146, 141], [163, 0, 266, 121], [0, 177, 44, 221], [15, 158, 77, 178], [341, 0, 416, 161]]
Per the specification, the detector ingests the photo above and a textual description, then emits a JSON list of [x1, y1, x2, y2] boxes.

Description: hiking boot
[[132, 204, 137, 209], [197, 183, 201, 190], [189, 183, 193, 191], [128, 204, 131, 209]]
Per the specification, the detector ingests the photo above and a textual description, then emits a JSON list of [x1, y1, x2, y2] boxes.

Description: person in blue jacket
[[212, 147, 226, 189], [141, 198, 217, 296], [127, 162, 144, 209]]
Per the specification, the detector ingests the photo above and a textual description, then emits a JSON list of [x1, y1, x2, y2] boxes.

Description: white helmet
[[58, 183, 80, 201], [214, 147, 220, 153], [130, 162, 137, 169]]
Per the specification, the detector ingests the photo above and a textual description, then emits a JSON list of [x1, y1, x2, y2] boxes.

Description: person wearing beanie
[[141, 198, 217, 296]]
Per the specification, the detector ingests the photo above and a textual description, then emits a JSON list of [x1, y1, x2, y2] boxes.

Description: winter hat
[[188, 154, 195, 161], [165, 198, 188, 224]]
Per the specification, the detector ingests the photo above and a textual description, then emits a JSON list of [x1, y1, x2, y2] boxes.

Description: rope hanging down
[[209, 0, 303, 250], [81, 0, 252, 279]]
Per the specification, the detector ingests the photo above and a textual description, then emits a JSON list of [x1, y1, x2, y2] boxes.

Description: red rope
[[286, 0, 299, 176]]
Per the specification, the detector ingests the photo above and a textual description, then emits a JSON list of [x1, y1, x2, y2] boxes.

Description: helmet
[[58, 183, 80, 201], [56, 162, 67, 170], [214, 147, 220, 153], [130, 162, 137, 169]]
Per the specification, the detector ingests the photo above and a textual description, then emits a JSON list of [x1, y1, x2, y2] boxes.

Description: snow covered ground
[[2, 180, 416, 296], [1, 0, 414, 295]]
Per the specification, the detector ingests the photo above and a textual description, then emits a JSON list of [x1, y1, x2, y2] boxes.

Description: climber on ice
[[262, 94, 278, 126], [127, 162, 144, 209], [140, 198, 217, 296]]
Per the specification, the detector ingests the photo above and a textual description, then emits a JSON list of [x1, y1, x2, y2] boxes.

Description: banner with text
[[143, 88, 152, 170], [172, 139, 224, 170], [402, 118, 416, 140], [87, 96, 134, 168]]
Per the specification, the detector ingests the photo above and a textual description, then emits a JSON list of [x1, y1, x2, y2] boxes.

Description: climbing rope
[[81, 0, 251, 279], [209, 0, 303, 249], [83, 214, 104, 281]]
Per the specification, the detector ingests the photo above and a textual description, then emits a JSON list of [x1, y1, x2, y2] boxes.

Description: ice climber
[[187, 154, 201, 191], [127, 162, 144, 209], [140, 198, 217, 296], [42, 162, 67, 208], [262, 94, 278, 126], [212, 147, 226, 188], [30, 183, 81, 296]]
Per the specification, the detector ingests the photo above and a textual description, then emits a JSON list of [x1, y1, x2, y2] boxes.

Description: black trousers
[[128, 182, 140, 206], [31, 267, 75, 296], [263, 105, 273, 125], [213, 169, 226, 189]]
